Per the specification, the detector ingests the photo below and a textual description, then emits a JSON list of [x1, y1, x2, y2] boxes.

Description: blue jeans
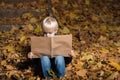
[[40, 56, 66, 78]]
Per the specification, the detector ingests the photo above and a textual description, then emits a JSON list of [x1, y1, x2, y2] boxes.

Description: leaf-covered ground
[[0, 0, 120, 80]]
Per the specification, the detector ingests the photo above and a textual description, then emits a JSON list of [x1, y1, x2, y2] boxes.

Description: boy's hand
[[68, 50, 74, 57], [28, 52, 34, 59], [46, 32, 55, 37]]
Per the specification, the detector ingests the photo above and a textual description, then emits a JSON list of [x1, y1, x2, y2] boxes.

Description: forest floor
[[0, 0, 120, 80]]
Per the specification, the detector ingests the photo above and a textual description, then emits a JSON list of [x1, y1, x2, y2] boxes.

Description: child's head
[[42, 16, 58, 34]]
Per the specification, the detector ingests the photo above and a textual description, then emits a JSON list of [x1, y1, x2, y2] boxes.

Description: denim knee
[[40, 56, 51, 78], [55, 56, 66, 77], [55, 56, 64, 65], [41, 56, 50, 62]]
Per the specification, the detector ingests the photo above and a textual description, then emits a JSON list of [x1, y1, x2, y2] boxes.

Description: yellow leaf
[[100, 25, 107, 31], [85, 0, 90, 5], [97, 62, 102, 68], [74, 50, 80, 58], [109, 61, 120, 71], [114, 41, 120, 47], [5, 45, 14, 52], [101, 48, 109, 54], [69, 13, 77, 20], [27, 24, 34, 31], [30, 17, 38, 24], [20, 35, 26, 43], [72, 3, 78, 8], [60, 27, 70, 34], [34, 23, 42, 33], [0, 31, 2, 35], [63, 0, 68, 5], [81, 54, 93, 61]]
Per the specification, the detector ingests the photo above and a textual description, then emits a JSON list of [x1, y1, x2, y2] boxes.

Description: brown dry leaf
[[10, 26, 19, 33], [0, 66, 2, 71], [23, 69, 32, 75], [28, 76, 36, 80], [22, 24, 34, 31], [92, 43, 100, 47], [52, 7, 59, 16], [0, 31, 2, 35], [117, 48, 120, 54], [73, 61, 84, 70], [98, 35, 107, 41], [11, 54, 20, 59], [72, 3, 79, 8], [15, 46, 23, 51], [27, 24, 34, 31], [6, 71, 18, 78], [1, 60, 7, 66], [90, 65, 100, 71], [76, 69, 87, 77], [5, 65, 14, 70], [21, 13, 33, 19], [66, 64, 72, 71], [80, 40, 86, 44], [36, 77, 40, 80], [106, 72, 119, 80], [92, 15, 99, 21], [114, 41, 120, 47], [74, 50, 80, 58], [0, 2, 5, 7]]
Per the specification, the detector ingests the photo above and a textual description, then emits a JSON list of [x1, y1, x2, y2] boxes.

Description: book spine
[[51, 37, 53, 58]]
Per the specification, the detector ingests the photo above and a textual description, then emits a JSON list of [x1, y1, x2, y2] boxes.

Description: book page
[[52, 34, 72, 57], [31, 34, 72, 58], [31, 36, 51, 57]]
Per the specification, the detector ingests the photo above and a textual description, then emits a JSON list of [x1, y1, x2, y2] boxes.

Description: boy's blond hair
[[42, 16, 58, 33]]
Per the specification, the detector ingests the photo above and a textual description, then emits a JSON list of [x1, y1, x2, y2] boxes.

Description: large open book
[[31, 34, 72, 58]]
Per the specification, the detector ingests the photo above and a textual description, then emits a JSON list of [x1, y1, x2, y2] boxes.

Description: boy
[[28, 16, 74, 79]]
